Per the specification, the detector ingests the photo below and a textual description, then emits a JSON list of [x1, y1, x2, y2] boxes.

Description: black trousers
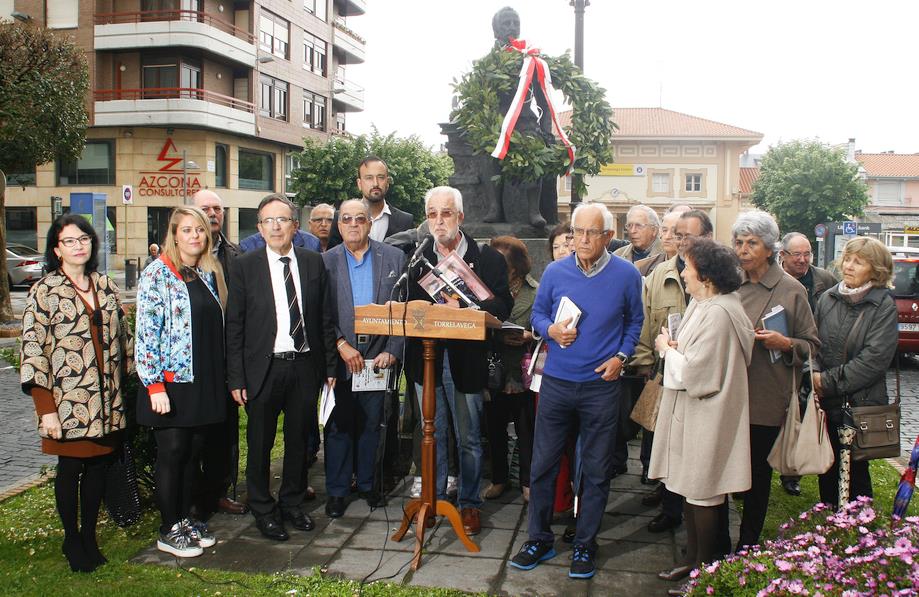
[[245, 358, 319, 518], [194, 397, 239, 511], [737, 424, 780, 549], [484, 390, 536, 487]]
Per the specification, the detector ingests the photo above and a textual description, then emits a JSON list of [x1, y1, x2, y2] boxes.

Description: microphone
[[393, 235, 432, 291]]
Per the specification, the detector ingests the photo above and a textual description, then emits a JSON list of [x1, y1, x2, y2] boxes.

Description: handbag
[[103, 442, 142, 527], [840, 312, 901, 462], [630, 373, 662, 432], [486, 350, 504, 391], [768, 361, 834, 476]]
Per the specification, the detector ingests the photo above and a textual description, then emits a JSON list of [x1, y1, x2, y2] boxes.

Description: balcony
[[332, 20, 365, 64], [94, 11, 256, 68], [333, 0, 366, 17], [333, 79, 364, 112], [94, 88, 256, 136]]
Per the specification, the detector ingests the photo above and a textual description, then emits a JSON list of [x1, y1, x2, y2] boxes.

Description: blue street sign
[[843, 221, 857, 235]]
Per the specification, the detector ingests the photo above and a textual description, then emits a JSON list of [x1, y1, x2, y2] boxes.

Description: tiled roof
[[855, 153, 919, 178], [739, 167, 760, 195], [558, 107, 762, 139]]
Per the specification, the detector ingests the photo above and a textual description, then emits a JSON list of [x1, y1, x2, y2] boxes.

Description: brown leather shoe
[[217, 497, 249, 515], [461, 508, 481, 536]]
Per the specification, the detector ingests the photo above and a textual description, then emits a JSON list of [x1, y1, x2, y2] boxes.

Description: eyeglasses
[[59, 235, 92, 248], [570, 227, 605, 239], [625, 222, 650, 231], [426, 210, 457, 221], [784, 251, 812, 259], [259, 216, 294, 226], [341, 214, 368, 225], [674, 233, 698, 242], [200, 205, 223, 214], [310, 217, 333, 224]]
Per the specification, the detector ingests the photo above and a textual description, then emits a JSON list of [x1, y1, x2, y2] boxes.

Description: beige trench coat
[[648, 293, 755, 501]]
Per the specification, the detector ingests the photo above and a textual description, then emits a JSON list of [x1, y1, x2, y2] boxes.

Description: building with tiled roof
[[558, 107, 763, 241], [853, 150, 919, 245]]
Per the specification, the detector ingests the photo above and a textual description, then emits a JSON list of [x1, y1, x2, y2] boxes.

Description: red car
[[890, 246, 919, 353]]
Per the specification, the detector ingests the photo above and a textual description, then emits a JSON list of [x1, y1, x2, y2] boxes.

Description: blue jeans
[[528, 374, 619, 548], [414, 352, 483, 509]]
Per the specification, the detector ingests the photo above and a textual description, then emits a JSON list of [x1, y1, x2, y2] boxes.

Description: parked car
[[6, 244, 45, 288], [889, 246, 919, 353]]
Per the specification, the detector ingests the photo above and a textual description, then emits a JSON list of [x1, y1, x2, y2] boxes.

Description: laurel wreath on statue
[[451, 46, 615, 190]]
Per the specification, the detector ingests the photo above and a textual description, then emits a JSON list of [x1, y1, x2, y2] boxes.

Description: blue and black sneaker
[[569, 543, 596, 579], [509, 540, 556, 571]]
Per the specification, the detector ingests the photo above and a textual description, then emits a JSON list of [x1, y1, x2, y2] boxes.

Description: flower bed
[[681, 497, 919, 596]]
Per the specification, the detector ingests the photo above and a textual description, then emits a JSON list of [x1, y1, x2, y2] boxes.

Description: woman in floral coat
[[20, 214, 132, 572], [135, 206, 227, 558]]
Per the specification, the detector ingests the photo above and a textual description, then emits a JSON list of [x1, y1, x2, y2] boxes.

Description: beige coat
[[614, 238, 662, 263], [649, 293, 755, 500], [632, 255, 687, 369], [739, 262, 820, 427]]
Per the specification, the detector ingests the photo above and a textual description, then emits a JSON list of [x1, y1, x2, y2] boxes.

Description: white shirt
[[368, 200, 392, 242], [267, 245, 309, 353]]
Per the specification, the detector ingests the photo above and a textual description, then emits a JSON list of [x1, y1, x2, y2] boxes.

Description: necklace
[[64, 272, 91, 293]]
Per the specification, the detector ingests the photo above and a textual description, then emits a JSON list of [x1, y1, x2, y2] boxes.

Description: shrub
[[681, 497, 919, 596]]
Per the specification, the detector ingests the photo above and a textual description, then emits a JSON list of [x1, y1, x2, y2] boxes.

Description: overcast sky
[[346, 0, 918, 156]]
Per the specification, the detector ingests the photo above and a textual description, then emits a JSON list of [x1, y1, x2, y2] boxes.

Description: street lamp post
[[181, 149, 198, 205], [569, 0, 589, 208]]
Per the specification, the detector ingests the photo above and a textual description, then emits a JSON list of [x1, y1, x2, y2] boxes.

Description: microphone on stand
[[393, 234, 433, 291]]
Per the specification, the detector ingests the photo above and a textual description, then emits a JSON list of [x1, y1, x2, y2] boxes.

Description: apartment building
[[1, 0, 366, 265]]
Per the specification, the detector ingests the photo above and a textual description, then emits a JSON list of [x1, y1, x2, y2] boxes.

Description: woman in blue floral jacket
[[136, 206, 227, 558]]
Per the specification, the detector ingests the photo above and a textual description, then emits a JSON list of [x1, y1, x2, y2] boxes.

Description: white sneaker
[[183, 517, 216, 548], [157, 522, 203, 558], [447, 475, 458, 497], [410, 476, 422, 498]]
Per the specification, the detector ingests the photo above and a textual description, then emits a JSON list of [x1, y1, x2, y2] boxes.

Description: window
[[148, 206, 172, 247], [685, 173, 702, 193], [652, 172, 671, 194], [303, 33, 327, 77], [304, 0, 327, 21], [238, 208, 259, 242], [564, 175, 572, 192], [4, 168, 36, 187], [285, 153, 300, 195], [259, 75, 288, 120], [238, 149, 274, 191], [47, 0, 78, 29], [58, 140, 115, 185], [180, 63, 202, 99], [335, 112, 346, 133], [4, 207, 38, 249], [876, 181, 904, 206], [142, 62, 178, 97], [215, 144, 228, 188], [302, 92, 326, 130], [259, 10, 289, 59]]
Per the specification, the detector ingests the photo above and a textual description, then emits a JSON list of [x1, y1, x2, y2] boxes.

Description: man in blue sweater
[[510, 202, 644, 579]]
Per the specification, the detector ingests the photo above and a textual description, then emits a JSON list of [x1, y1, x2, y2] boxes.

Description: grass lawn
[[758, 458, 918, 539], [0, 388, 473, 597]]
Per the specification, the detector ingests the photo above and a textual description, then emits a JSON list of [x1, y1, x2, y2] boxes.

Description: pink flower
[[706, 586, 714, 595], [775, 560, 793, 572]]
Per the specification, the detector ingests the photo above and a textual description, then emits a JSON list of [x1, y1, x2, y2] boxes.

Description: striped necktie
[[278, 256, 306, 352]]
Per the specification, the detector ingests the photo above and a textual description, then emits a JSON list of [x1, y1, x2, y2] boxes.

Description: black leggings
[[55, 455, 109, 567], [154, 427, 206, 534]]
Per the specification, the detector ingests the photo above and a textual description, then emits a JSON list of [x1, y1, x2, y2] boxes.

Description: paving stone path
[[0, 362, 55, 498]]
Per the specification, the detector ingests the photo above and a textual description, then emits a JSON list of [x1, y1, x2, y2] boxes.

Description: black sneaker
[[569, 543, 596, 579], [509, 540, 556, 570]]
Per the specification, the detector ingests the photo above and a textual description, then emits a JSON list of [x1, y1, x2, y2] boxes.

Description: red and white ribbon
[[490, 38, 576, 175]]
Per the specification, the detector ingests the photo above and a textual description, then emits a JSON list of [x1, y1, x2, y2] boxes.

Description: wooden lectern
[[354, 300, 502, 571]]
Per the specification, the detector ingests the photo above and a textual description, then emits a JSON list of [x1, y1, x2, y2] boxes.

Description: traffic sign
[[842, 221, 857, 235], [814, 223, 827, 238], [122, 185, 133, 205]]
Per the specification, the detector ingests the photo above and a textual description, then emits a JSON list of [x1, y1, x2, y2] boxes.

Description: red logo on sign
[[156, 138, 184, 171], [137, 137, 201, 198]]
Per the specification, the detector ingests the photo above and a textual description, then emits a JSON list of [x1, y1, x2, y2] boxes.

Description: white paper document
[[319, 383, 336, 427], [554, 296, 582, 349], [351, 359, 391, 392]]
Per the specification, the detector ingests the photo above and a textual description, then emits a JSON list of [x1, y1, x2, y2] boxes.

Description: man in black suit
[[329, 156, 414, 248], [191, 189, 248, 517], [226, 194, 337, 541]]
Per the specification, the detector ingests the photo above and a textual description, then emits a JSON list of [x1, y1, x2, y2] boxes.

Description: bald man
[[191, 189, 247, 516]]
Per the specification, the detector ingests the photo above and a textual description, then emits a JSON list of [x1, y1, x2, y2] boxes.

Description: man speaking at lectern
[[322, 199, 405, 518], [404, 186, 514, 537]]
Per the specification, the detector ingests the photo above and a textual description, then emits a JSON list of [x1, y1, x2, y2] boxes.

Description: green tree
[[752, 139, 870, 242], [289, 129, 453, 222], [0, 22, 89, 323]]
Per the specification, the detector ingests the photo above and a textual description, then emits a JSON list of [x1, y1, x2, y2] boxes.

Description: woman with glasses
[[136, 206, 228, 558], [20, 214, 132, 572]]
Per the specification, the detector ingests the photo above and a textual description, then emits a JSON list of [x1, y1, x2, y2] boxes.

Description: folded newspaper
[[419, 251, 494, 304]]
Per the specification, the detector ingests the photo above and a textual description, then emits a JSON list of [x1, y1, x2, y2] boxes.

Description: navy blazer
[[322, 240, 407, 374], [225, 246, 337, 399]]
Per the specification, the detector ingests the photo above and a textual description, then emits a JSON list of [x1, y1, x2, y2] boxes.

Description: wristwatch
[[614, 351, 629, 363]]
